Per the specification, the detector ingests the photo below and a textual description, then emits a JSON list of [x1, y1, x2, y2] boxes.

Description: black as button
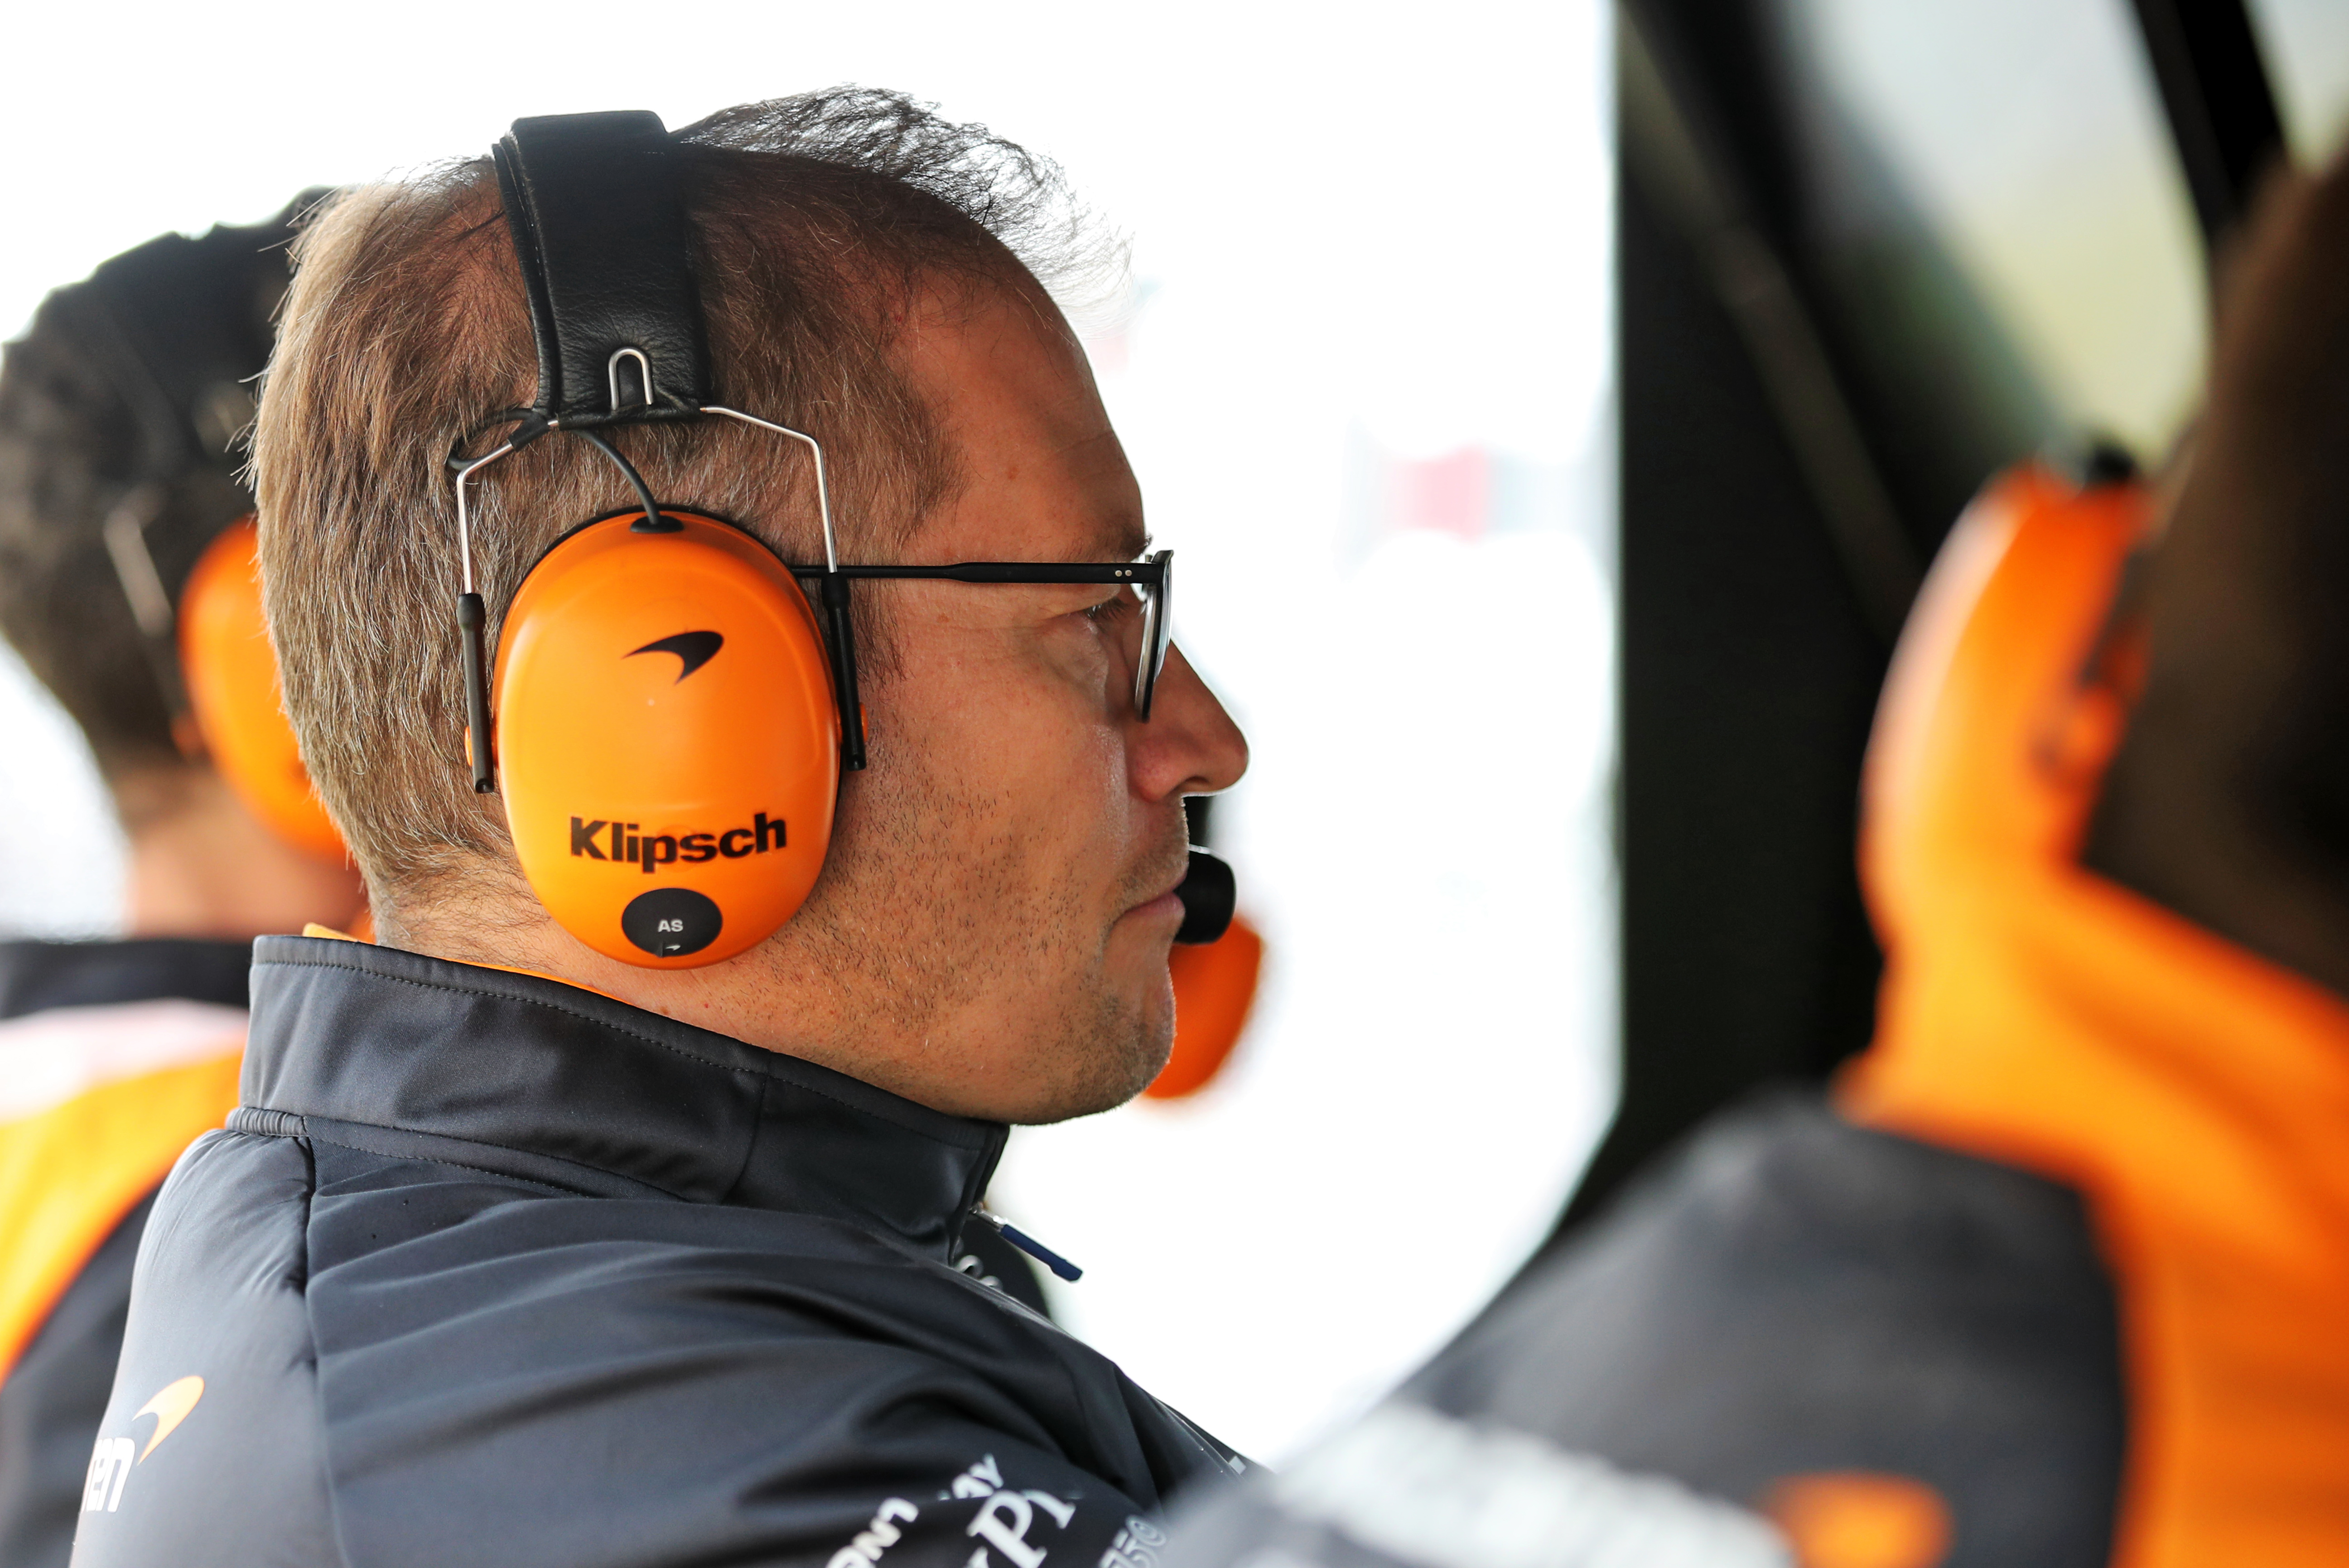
[[622, 888, 724, 958]]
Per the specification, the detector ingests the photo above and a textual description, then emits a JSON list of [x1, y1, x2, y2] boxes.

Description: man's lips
[[1126, 889, 1186, 924], [1122, 861, 1191, 923]]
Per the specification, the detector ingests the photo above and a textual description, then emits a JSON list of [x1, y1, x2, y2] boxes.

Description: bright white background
[[0, 0, 1615, 1462]]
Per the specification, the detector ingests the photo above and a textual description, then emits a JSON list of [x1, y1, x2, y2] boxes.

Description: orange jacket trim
[[0, 1048, 243, 1386], [1837, 465, 2349, 1568]]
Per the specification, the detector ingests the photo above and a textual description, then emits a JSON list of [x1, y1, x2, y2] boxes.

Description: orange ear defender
[[176, 516, 347, 862], [492, 510, 840, 966], [444, 111, 875, 972]]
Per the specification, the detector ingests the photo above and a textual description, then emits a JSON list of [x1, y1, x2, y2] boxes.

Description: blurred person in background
[[72, 91, 1249, 1568], [1161, 140, 2349, 1568], [0, 208, 366, 1568]]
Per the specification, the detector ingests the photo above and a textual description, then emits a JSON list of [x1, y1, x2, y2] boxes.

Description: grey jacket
[[73, 936, 1243, 1568]]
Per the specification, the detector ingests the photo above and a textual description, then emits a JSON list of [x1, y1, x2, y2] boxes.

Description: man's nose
[[1134, 642, 1247, 801]]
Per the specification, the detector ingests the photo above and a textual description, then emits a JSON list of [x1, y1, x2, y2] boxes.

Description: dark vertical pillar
[[1559, 125, 1888, 1230], [2126, 0, 2286, 253]]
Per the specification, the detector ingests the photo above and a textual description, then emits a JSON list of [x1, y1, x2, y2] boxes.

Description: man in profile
[[74, 90, 1248, 1567], [0, 212, 366, 1568]]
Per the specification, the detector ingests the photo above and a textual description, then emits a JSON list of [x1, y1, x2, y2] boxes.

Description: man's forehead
[[907, 290, 1149, 564], [1004, 433, 1146, 562], [952, 487, 1143, 564]]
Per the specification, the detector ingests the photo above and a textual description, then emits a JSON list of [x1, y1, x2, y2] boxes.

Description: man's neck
[[391, 888, 843, 1053], [385, 891, 994, 1118], [117, 767, 366, 941]]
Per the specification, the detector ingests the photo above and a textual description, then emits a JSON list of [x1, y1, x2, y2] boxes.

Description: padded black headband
[[491, 111, 714, 436]]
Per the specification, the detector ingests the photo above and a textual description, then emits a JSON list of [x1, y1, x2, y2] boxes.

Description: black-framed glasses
[[451, 394, 1172, 789], [795, 549, 1173, 722]]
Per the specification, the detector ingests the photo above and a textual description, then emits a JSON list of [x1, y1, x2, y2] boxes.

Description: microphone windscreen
[[1174, 849, 1236, 945]]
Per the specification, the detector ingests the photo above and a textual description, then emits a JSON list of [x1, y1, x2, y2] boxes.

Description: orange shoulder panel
[[1838, 465, 2349, 1568], [0, 1050, 243, 1385]]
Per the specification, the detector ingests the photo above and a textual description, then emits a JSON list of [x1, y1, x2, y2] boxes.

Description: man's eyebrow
[[1092, 516, 1150, 561]]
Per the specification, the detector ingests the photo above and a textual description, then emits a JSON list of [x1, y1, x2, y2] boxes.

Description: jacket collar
[[242, 935, 1007, 1263], [0, 938, 252, 1021]]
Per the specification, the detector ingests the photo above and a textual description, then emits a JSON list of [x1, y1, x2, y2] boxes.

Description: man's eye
[[1083, 593, 1134, 624]]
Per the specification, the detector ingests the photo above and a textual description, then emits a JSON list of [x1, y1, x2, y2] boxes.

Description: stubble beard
[[774, 735, 1179, 1124]]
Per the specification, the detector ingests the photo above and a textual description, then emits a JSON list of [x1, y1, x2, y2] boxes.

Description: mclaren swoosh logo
[[83, 1375, 205, 1514], [135, 1375, 204, 1460], [628, 630, 724, 682]]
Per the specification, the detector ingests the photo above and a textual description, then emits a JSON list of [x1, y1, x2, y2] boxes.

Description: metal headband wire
[[702, 406, 840, 572], [101, 485, 175, 640], [447, 405, 841, 593], [99, 482, 203, 752], [452, 442, 514, 598], [445, 401, 864, 786]]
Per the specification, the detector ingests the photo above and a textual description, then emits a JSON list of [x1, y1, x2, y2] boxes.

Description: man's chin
[[1005, 992, 1172, 1126]]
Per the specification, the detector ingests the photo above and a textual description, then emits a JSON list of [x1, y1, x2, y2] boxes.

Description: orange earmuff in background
[[492, 511, 840, 969], [176, 517, 346, 863], [1146, 912, 1264, 1100]]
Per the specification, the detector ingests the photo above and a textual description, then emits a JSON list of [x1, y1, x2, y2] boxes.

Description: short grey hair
[[254, 88, 1105, 922]]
